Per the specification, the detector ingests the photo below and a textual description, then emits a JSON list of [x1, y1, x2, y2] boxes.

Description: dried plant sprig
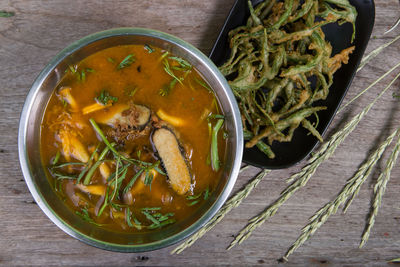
[[358, 34, 400, 72], [342, 127, 400, 213], [359, 132, 400, 248], [283, 127, 400, 260], [228, 71, 400, 250], [389, 258, 400, 263], [170, 167, 270, 254], [338, 61, 400, 113], [338, 33, 400, 113]]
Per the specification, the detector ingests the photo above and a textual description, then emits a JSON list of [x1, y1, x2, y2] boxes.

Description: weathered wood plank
[[0, 0, 399, 266]]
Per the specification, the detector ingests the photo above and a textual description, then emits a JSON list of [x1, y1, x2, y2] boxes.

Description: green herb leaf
[[123, 169, 144, 194], [124, 86, 138, 97], [80, 70, 86, 82], [68, 65, 77, 74], [148, 218, 176, 229], [76, 207, 102, 226], [52, 151, 61, 166], [144, 44, 154, 53], [97, 187, 109, 217], [159, 79, 177, 96], [107, 57, 115, 63], [194, 77, 211, 92], [163, 59, 183, 85], [187, 200, 200, 206], [203, 187, 210, 200], [0, 11, 15, 17], [211, 119, 224, 171], [169, 56, 192, 71], [186, 193, 202, 200], [95, 90, 118, 105], [141, 207, 161, 211], [207, 114, 225, 121], [144, 170, 154, 189], [142, 210, 160, 225], [117, 54, 135, 70], [126, 207, 142, 230]]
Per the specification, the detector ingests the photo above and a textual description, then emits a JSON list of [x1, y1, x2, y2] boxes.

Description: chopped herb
[[154, 166, 166, 176], [68, 65, 77, 74], [163, 59, 183, 85], [147, 218, 176, 229], [186, 193, 202, 200], [141, 207, 162, 211], [124, 86, 138, 97], [52, 151, 61, 165], [80, 70, 86, 82], [204, 187, 210, 200], [207, 114, 225, 120], [52, 162, 86, 169], [126, 207, 142, 230], [136, 150, 141, 159], [142, 210, 160, 225], [223, 131, 229, 139], [95, 90, 118, 105], [212, 98, 220, 114], [86, 68, 95, 73], [160, 51, 169, 60], [107, 57, 115, 63], [159, 79, 177, 96], [211, 119, 224, 171], [169, 56, 192, 71], [117, 54, 135, 70], [194, 77, 211, 92], [393, 92, 400, 99], [123, 169, 144, 194], [143, 171, 154, 189], [76, 144, 99, 184], [110, 202, 126, 211], [52, 172, 78, 180], [76, 207, 102, 226], [187, 199, 200, 206], [144, 44, 154, 53], [0, 11, 15, 17], [97, 187, 109, 217]]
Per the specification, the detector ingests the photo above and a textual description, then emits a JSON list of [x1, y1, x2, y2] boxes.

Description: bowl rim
[[18, 27, 243, 252]]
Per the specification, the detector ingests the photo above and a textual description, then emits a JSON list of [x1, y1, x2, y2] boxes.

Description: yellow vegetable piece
[[59, 87, 78, 111], [58, 130, 89, 162], [156, 109, 185, 127], [99, 162, 110, 181], [82, 102, 111, 115], [76, 184, 106, 196]]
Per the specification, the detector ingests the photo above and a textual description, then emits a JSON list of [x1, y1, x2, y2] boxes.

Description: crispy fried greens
[[220, 0, 357, 158]]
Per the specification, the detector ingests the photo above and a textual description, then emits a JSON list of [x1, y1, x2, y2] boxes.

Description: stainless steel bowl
[[18, 28, 243, 252]]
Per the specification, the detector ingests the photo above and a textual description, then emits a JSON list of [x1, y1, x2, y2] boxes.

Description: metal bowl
[[18, 28, 243, 252]]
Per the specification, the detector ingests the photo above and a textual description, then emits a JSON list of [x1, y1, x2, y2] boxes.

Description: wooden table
[[1, 1, 399, 266]]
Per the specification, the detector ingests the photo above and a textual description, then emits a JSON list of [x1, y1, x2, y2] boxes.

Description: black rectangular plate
[[210, 0, 375, 169]]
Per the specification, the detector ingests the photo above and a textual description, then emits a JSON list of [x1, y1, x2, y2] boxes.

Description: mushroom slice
[[58, 129, 89, 163], [152, 128, 191, 195], [58, 87, 78, 111], [96, 103, 151, 129]]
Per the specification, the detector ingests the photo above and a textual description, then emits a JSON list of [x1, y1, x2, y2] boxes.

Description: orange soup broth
[[40, 44, 227, 232]]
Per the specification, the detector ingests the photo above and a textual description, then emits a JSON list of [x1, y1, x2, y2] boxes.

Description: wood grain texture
[[1, 0, 400, 266]]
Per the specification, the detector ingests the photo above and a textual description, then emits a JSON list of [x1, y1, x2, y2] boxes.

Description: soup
[[40, 44, 227, 232]]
